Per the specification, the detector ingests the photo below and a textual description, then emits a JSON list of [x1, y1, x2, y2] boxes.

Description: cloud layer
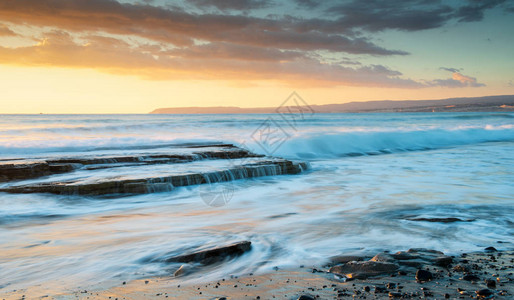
[[0, 0, 505, 87]]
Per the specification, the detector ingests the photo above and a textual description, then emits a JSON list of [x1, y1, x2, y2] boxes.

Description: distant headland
[[150, 95, 514, 114]]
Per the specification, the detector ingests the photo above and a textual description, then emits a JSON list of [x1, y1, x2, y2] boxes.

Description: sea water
[[0, 113, 513, 294]]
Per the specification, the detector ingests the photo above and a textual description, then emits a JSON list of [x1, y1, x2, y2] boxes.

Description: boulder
[[166, 241, 252, 265]]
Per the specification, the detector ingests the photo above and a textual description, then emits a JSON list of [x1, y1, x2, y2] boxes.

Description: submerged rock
[[406, 217, 473, 223], [166, 241, 252, 265]]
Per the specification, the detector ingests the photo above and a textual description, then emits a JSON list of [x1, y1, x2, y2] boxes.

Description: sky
[[0, 0, 513, 113]]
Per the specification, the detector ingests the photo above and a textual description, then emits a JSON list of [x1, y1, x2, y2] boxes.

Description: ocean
[[0, 113, 513, 295]]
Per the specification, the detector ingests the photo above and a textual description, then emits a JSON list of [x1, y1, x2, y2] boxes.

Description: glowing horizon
[[1, 0, 513, 114]]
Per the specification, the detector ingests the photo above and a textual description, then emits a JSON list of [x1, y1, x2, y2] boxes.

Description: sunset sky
[[1, 0, 513, 113]]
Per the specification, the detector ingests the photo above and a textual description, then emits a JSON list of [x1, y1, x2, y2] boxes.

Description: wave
[[263, 125, 514, 159]]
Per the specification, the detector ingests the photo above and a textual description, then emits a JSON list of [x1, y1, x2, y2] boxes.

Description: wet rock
[[397, 259, 426, 268], [297, 295, 315, 300], [485, 279, 496, 288], [462, 274, 480, 281], [329, 261, 399, 279], [370, 253, 396, 263], [165, 241, 252, 265], [415, 269, 433, 282], [406, 217, 472, 223], [388, 292, 402, 298], [386, 283, 396, 289], [391, 251, 420, 260], [485, 247, 497, 252], [434, 255, 453, 267], [407, 248, 444, 255], [453, 264, 470, 272], [0, 160, 308, 195], [330, 255, 364, 264], [476, 289, 493, 298]]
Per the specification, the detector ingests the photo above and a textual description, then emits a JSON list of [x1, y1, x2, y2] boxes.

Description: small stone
[[434, 256, 453, 267], [484, 247, 497, 252], [476, 289, 493, 298], [462, 274, 480, 281], [485, 279, 496, 288], [444, 293, 450, 298], [386, 283, 396, 289], [363, 286, 370, 292], [297, 295, 315, 300], [453, 264, 469, 272], [415, 269, 433, 282], [388, 292, 402, 298]]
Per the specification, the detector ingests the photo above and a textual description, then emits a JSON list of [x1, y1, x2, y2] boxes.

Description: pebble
[[485, 279, 496, 288], [462, 274, 480, 281], [415, 269, 433, 282], [476, 288, 493, 298]]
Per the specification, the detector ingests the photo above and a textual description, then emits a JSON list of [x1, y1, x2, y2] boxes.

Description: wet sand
[[4, 249, 511, 300]]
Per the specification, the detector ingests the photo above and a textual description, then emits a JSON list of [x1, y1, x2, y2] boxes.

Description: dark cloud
[[0, 0, 403, 55], [440, 67, 462, 73], [326, 0, 453, 32], [294, 0, 320, 9], [189, 0, 273, 11], [0, 0, 506, 88], [455, 0, 506, 22], [326, 0, 510, 32]]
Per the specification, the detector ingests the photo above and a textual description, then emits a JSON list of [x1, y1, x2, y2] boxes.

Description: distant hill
[[150, 95, 514, 114]]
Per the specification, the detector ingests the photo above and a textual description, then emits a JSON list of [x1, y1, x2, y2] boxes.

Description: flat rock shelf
[[0, 143, 309, 196]]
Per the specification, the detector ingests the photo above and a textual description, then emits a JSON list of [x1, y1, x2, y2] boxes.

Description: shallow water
[[0, 113, 513, 295]]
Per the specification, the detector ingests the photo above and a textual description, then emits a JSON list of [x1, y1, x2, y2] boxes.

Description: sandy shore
[[4, 248, 511, 300]]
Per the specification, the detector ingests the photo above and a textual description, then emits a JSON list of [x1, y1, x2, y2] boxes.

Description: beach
[[0, 113, 513, 299]]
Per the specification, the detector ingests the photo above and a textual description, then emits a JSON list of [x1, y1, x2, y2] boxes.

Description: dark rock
[[476, 289, 493, 298], [297, 295, 315, 300], [165, 241, 251, 265], [453, 264, 470, 273], [370, 253, 396, 263], [434, 255, 453, 267], [386, 283, 396, 289], [329, 261, 399, 279], [462, 274, 480, 281], [0, 160, 308, 195], [444, 293, 450, 298], [388, 292, 402, 298], [415, 269, 433, 282], [397, 259, 426, 268], [391, 251, 420, 260], [485, 279, 496, 288], [406, 217, 472, 223], [329, 255, 364, 264], [407, 249, 444, 255], [485, 247, 497, 252]]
